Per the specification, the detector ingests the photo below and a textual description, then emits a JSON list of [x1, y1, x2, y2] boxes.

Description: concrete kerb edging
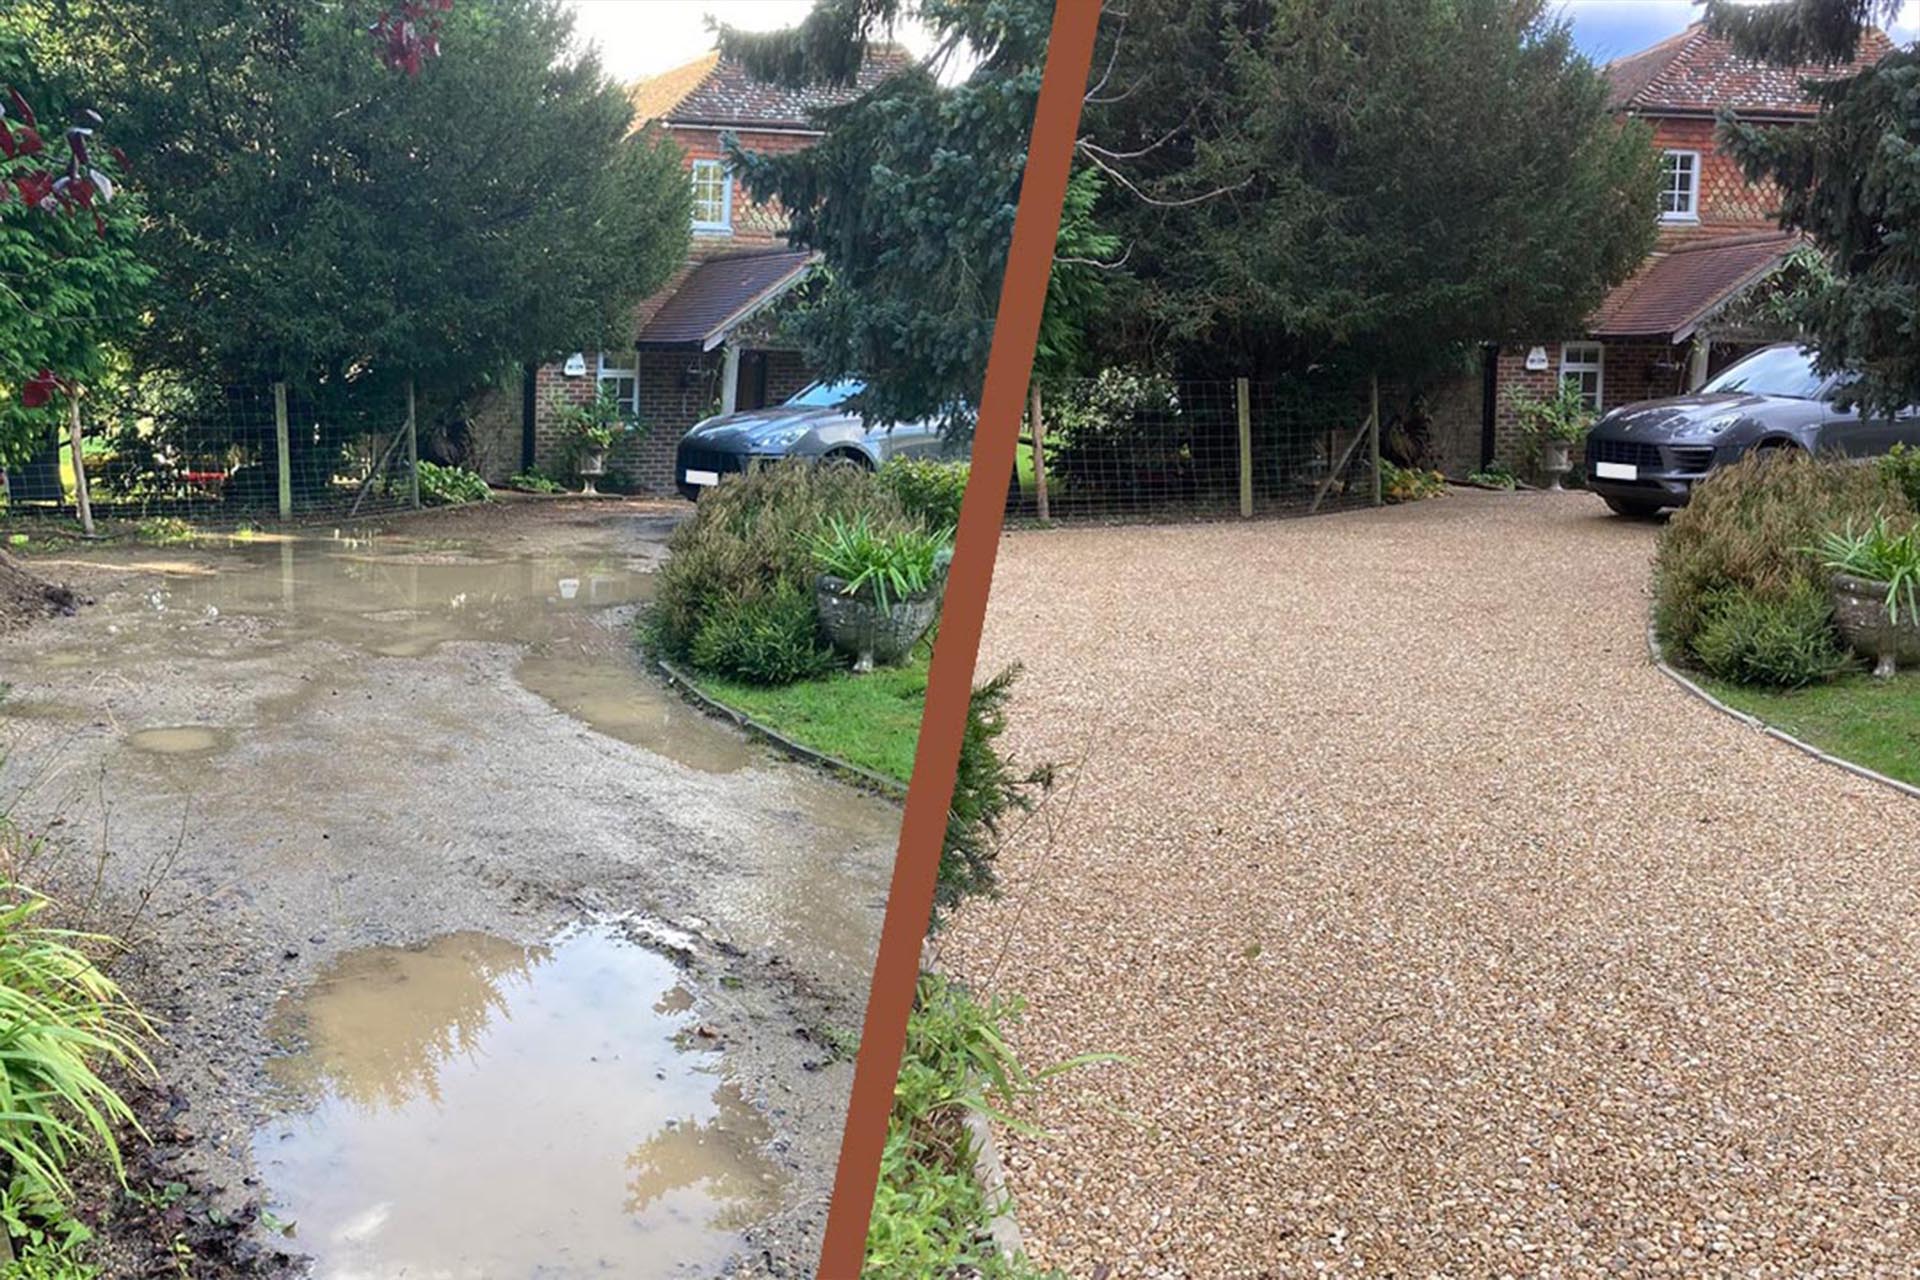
[[1646, 622, 1920, 804], [653, 657, 908, 801]]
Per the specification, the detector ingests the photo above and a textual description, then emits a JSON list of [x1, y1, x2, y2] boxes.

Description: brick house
[[484, 48, 909, 492], [1479, 22, 1893, 470]]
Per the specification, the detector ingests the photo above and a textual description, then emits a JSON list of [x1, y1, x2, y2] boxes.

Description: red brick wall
[[666, 124, 816, 251], [1488, 339, 1690, 468], [1646, 116, 1785, 246]]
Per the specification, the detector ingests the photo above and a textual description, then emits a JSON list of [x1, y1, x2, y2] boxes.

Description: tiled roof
[[1605, 22, 1894, 117], [628, 46, 914, 132], [1590, 231, 1800, 339], [634, 249, 816, 350]]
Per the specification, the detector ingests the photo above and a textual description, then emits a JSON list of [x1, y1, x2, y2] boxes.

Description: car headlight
[[751, 424, 812, 450]]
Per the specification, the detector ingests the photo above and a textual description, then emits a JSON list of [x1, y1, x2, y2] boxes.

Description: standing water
[[253, 925, 788, 1278]]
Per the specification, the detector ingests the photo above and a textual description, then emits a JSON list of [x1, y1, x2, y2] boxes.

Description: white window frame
[[1659, 149, 1700, 223], [689, 158, 733, 234], [595, 352, 638, 418], [1560, 342, 1605, 412]]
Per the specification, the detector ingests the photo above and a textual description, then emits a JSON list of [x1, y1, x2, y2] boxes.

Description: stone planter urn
[[1830, 571, 1920, 678], [1540, 440, 1573, 491], [816, 574, 944, 672], [577, 447, 607, 495]]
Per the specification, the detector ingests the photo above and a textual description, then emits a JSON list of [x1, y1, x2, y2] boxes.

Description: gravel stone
[[939, 491, 1920, 1278]]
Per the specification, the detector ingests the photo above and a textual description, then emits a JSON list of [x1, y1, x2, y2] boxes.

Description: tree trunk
[[68, 392, 94, 538]]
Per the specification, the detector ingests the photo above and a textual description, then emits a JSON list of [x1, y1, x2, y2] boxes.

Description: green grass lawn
[[1703, 670, 1920, 787], [690, 650, 928, 784]]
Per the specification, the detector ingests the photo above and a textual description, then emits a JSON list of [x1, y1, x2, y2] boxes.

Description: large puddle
[[4, 533, 753, 773], [253, 925, 787, 1279]]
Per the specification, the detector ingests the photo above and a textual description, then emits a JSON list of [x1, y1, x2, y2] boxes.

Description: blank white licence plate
[[1594, 461, 1638, 481], [685, 469, 720, 486]]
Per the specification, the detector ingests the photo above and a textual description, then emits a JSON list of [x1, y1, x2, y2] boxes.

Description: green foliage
[[507, 470, 563, 494], [18, 0, 689, 405], [132, 517, 194, 546], [0, 887, 151, 1215], [691, 648, 928, 782], [688, 581, 838, 687], [1653, 449, 1909, 672], [937, 668, 1053, 929], [1880, 442, 1920, 510], [811, 514, 950, 612], [1, 1176, 97, 1280], [879, 459, 970, 532], [1081, 0, 1659, 382], [415, 461, 491, 507], [1816, 516, 1920, 622], [645, 461, 908, 672], [1705, 1, 1919, 416], [722, 1, 1057, 429], [1381, 460, 1447, 503], [1467, 463, 1518, 489], [867, 973, 1076, 1280], [551, 386, 639, 453], [0, 37, 152, 467], [1691, 581, 1855, 687], [1506, 381, 1596, 447]]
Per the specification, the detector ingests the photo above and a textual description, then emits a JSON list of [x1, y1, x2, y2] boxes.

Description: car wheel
[[1602, 495, 1664, 519], [822, 450, 875, 472]]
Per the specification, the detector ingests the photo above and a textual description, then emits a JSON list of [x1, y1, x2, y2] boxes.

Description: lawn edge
[[1645, 622, 1920, 804], [654, 657, 909, 801], [920, 952, 1027, 1267]]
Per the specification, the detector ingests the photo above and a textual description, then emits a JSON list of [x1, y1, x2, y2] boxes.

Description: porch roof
[[1589, 232, 1800, 342], [634, 249, 817, 352]]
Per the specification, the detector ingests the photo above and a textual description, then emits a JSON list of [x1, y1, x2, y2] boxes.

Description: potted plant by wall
[[1816, 517, 1920, 677], [1507, 382, 1594, 492], [810, 514, 953, 672], [551, 387, 639, 495]]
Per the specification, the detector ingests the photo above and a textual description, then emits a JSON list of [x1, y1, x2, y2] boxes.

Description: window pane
[[690, 161, 728, 227]]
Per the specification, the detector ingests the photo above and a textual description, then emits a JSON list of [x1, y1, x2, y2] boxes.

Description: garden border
[[1646, 623, 1920, 804], [653, 657, 910, 801]]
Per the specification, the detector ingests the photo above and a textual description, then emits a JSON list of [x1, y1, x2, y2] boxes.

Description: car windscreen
[[1699, 347, 1827, 399], [785, 379, 864, 408]]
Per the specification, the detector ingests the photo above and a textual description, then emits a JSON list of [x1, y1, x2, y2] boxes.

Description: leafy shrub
[[1881, 442, 1920, 510], [936, 668, 1053, 928], [1467, 462, 1517, 489], [1816, 515, 1920, 622], [550, 386, 640, 453], [880, 459, 970, 531], [507, 470, 563, 494], [645, 462, 909, 675], [1380, 460, 1447, 503], [1691, 582, 1855, 687], [867, 974, 1072, 1280], [1653, 449, 1909, 671], [416, 461, 491, 506], [1506, 380, 1595, 447], [687, 582, 837, 686], [812, 514, 952, 611], [133, 516, 195, 546]]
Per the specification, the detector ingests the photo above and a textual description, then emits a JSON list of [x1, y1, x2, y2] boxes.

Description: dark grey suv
[[1584, 343, 1920, 516]]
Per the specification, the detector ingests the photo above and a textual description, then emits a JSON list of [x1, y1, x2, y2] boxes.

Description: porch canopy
[[635, 248, 816, 353], [1589, 230, 1800, 344]]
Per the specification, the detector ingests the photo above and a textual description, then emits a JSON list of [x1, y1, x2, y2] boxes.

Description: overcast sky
[[564, 0, 1920, 85]]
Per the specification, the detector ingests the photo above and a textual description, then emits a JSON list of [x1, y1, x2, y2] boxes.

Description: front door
[[737, 351, 771, 412]]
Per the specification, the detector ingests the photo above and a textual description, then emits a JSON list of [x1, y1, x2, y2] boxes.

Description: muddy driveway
[[0, 497, 897, 1278]]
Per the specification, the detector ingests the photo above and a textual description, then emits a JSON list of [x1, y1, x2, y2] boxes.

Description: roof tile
[[629, 46, 914, 132], [635, 249, 816, 349], [1590, 232, 1800, 339], [1605, 22, 1894, 117]]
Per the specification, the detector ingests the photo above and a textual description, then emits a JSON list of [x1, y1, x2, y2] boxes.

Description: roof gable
[[1590, 231, 1801, 340], [1604, 22, 1894, 117], [628, 46, 914, 133]]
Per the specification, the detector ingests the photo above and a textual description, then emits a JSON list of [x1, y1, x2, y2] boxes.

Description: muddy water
[[7, 533, 753, 773], [254, 925, 787, 1278]]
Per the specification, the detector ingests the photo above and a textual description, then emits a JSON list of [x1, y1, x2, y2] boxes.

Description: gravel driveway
[[941, 490, 1920, 1278]]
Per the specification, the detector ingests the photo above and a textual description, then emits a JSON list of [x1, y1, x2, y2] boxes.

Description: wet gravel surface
[[0, 499, 892, 1278], [940, 491, 1920, 1278]]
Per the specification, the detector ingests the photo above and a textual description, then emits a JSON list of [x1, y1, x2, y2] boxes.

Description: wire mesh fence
[[1007, 373, 1381, 525], [0, 378, 420, 527]]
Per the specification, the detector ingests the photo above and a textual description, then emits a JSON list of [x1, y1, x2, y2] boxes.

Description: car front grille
[[1586, 438, 1715, 474], [676, 446, 747, 479]]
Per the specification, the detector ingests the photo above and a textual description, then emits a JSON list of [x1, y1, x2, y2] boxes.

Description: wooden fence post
[[67, 391, 94, 538], [1029, 383, 1050, 522], [1369, 374, 1382, 507], [1236, 376, 1253, 518], [406, 378, 420, 510], [273, 381, 292, 521]]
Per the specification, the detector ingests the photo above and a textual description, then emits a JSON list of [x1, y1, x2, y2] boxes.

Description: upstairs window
[[1659, 150, 1700, 222], [1560, 342, 1604, 411], [596, 352, 638, 417], [690, 158, 733, 233]]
